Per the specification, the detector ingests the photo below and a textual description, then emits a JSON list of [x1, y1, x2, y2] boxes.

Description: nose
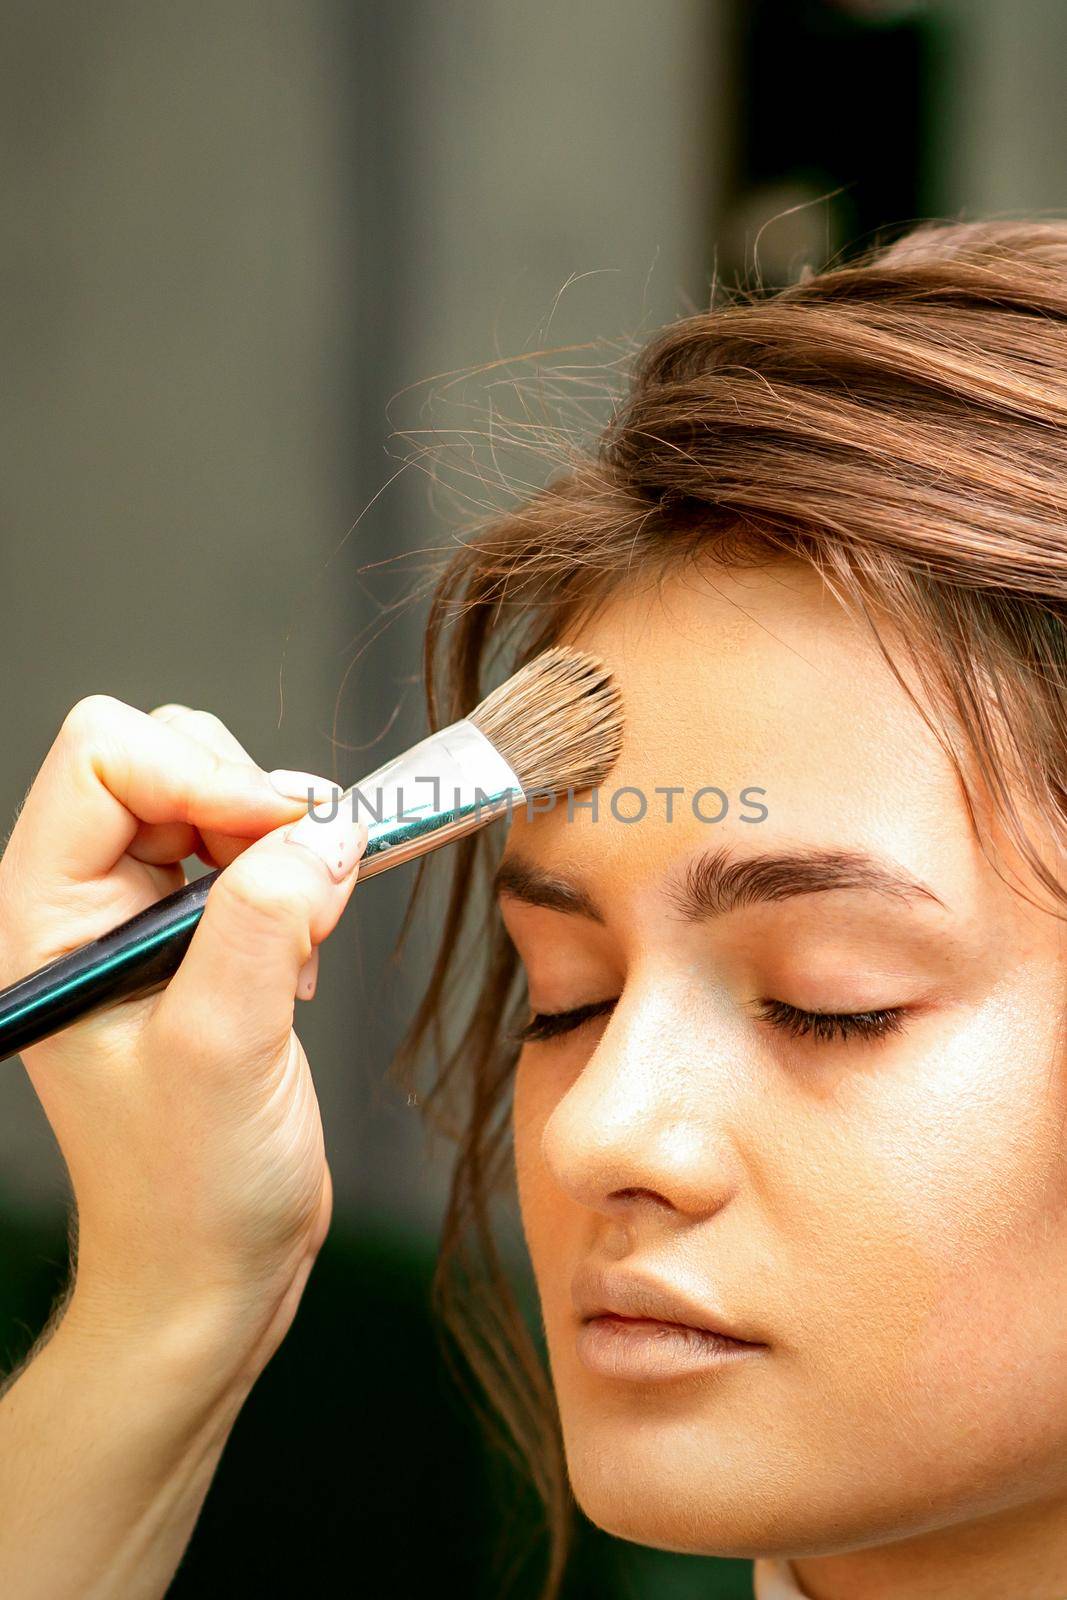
[[539, 984, 745, 1224]]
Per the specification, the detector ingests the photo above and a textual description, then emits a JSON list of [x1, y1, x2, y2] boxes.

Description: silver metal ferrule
[[333, 718, 525, 882]]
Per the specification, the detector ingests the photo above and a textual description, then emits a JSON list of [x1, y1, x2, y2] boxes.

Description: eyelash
[[513, 997, 908, 1047], [752, 998, 908, 1044], [512, 999, 616, 1045]]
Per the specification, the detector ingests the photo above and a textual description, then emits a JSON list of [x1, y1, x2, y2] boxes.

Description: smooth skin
[[505, 558, 1067, 1600], [0, 696, 365, 1599]]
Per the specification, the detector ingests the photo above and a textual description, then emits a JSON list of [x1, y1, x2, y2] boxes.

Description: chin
[[555, 1391, 934, 1562], [558, 1417, 801, 1559]]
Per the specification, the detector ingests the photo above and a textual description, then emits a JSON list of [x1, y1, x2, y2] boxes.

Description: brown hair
[[394, 219, 1067, 1596]]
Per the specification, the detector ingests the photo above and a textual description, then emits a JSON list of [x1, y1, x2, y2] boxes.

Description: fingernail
[[297, 948, 319, 1001], [286, 804, 368, 883], [268, 769, 341, 805]]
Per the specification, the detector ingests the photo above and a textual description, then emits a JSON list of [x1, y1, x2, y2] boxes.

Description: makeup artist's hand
[[0, 695, 365, 1599], [0, 692, 366, 1350]]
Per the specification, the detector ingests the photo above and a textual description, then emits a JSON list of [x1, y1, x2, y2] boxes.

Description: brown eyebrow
[[493, 845, 945, 922], [666, 845, 946, 920], [492, 856, 605, 922]]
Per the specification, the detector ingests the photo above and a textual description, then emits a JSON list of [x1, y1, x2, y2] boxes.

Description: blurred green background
[[0, 2, 1063, 1595]]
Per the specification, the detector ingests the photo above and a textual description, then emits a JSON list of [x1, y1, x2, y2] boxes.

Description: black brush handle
[[0, 732, 520, 1062], [0, 871, 220, 1060]]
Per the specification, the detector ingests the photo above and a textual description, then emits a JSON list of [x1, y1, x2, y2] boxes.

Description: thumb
[[150, 801, 368, 1068]]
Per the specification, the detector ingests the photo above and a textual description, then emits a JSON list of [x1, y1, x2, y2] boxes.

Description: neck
[[792, 1494, 1067, 1600]]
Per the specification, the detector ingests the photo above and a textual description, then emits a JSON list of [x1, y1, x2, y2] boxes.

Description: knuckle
[[179, 709, 251, 765], [157, 712, 232, 779], [186, 710, 241, 752], [186, 709, 228, 735], [150, 704, 242, 750], [60, 694, 125, 747]]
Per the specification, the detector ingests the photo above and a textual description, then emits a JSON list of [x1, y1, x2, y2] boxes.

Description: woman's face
[[503, 557, 1067, 1564]]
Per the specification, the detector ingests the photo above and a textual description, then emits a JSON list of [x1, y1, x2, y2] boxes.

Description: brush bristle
[[469, 645, 623, 795]]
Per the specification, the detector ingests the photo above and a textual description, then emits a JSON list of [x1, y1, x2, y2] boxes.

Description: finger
[[150, 806, 367, 1067], [149, 704, 255, 764], [128, 821, 202, 866], [296, 948, 319, 1002], [108, 853, 187, 904], [146, 861, 187, 899], [5, 696, 306, 891], [199, 767, 344, 872], [138, 705, 259, 865], [193, 834, 253, 871], [145, 706, 336, 871]]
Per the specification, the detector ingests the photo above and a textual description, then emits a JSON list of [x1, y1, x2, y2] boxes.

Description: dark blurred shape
[[0, 1211, 752, 1598], [720, 0, 951, 281]]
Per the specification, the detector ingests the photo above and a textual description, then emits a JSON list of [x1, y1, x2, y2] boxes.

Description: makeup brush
[[0, 646, 623, 1060]]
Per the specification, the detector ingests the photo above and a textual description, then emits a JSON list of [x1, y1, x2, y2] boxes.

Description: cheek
[[513, 1052, 570, 1279], [791, 968, 1067, 1455], [513, 1047, 609, 1353]]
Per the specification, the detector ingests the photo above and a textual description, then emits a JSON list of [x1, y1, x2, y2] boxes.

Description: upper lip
[[572, 1260, 767, 1346]]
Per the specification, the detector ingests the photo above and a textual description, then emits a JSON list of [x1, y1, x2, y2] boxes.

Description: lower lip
[[576, 1315, 766, 1382]]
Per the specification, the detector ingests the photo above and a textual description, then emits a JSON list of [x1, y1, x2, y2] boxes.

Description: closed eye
[[754, 998, 908, 1043], [512, 996, 910, 1047], [511, 998, 616, 1044]]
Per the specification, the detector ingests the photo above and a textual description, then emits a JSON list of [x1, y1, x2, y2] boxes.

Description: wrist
[[64, 1225, 320, 1395], [58, 1270, 294, 1407]]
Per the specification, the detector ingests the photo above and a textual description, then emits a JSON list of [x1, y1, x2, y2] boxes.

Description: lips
[[570, 1260, 768, 1382]]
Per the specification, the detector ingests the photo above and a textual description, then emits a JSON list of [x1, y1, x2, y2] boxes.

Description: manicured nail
[[297, 949, 319, 1001], [268, 769, 341, 805], [286, 805, 368, 883]]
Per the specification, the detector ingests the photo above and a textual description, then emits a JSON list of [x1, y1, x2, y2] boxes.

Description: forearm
[[0, 696, 349, 1596], [0, 1290, 256, 1600]]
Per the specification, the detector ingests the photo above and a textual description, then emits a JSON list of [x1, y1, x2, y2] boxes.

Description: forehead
[[502, 557, 986, 908]]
